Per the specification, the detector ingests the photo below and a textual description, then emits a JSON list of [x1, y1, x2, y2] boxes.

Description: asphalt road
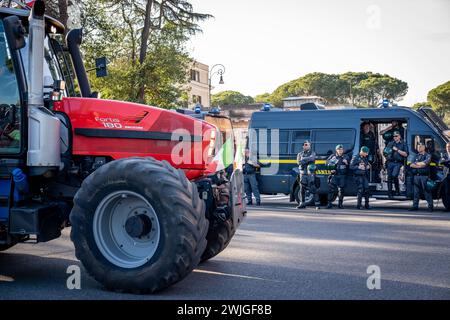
[[1, 196, 450, 300]]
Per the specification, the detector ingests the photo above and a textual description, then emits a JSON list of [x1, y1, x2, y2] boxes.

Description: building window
[[193, 95, 202, 105], [190, 70, 200, 82]]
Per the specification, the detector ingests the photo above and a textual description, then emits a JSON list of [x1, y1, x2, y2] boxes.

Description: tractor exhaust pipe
[[27, 0, 45, 107], [66, 29, 92, 97], [27, 0, 61, 172]]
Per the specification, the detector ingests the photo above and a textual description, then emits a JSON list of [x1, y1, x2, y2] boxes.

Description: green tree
[[79, 0, 211, 107], [355, 74, 408, 107], [428, 81, 450, 118], [339, 72, 371, 105], [254, 93, 272, 103], [211, 91, 255, 106], [412, 102, 430, 110]]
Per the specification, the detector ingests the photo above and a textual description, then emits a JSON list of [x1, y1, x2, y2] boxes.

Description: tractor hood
[[54, 98, 218, 178]]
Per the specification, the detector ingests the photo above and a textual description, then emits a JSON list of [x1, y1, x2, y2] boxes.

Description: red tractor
[[0, 0, 245, 293]]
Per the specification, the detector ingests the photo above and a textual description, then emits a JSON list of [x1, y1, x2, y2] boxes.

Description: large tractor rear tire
[[201, 219, 234, 262], [70, 157, 208, 293]]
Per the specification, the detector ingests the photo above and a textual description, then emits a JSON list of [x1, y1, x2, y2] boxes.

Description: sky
[[188, 0, 450, 106]]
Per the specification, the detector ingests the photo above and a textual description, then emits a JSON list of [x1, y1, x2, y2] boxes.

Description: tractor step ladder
[[0, 174, 12, 222]]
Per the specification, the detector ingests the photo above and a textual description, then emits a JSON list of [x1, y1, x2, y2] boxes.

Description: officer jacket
[[297, 150, 316, 172], [350, 154, 370, 176], [243, 157, 258, 175], [440, 152, 450, 177], [360, 131, 377, 156], [410, 152, 431, 176], [440, 152, 450, 168], [386, 140, 408, 163], [327, 154, 350, 175]]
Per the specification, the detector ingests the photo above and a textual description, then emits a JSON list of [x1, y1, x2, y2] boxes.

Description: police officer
[[439, 142, 450, 211], [360, 122, 377, 158], [380, 120, 405, 144], [385, 131, 408, 199], [409, 142, 433, 212], [326, 144, 349, 209], [243, 148, 262, 206], [350, 146, 371, 210], [296, 140, 319, 209], [360, 122, 380, 182]]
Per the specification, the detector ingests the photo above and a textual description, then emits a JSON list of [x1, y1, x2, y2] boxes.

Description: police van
[[248, 105, 450, 210]]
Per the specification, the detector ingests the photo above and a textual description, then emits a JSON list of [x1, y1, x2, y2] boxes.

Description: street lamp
[[209, 64, 226, 108]]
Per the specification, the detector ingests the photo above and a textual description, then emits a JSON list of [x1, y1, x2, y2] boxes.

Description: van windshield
[[418, 107, 449, 134]]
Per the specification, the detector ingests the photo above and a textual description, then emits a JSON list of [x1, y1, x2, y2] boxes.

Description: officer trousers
[[355, 175, 370, 207], [244, 174, 261, 204], [387, 162, 402, 195], [328, 175, 346, 205], [413, 175, 433, 209], [299, 174, 320, 206]]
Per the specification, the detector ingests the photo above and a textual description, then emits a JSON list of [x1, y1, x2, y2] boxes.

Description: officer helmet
[[307, 163, 316, 174], [360, 146, 370, 154], [335, 144, 344, 150]]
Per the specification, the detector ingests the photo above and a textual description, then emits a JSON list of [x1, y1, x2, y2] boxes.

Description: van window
[[269, 129, 289, 155], [291, 131, 311, 154], [313, 129, 355, 156], [411, 135, 442, 160]]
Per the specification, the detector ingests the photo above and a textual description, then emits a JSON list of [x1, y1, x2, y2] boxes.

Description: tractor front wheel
[[70, 157, 208, 293], [201, 219, 234, 262]]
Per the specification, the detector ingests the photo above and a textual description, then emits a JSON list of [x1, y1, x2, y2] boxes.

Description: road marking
[[194, 269, 284, 283]]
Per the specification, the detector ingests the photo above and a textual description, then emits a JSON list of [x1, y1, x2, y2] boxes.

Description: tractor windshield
[[19, 33, 78, 97]]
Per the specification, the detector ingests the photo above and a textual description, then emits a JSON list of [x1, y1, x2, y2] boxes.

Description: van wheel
[[442, 187, 450, 211], [0, 244, 15, 252], [70, 157, 208, 293], [294, 185, 314, 206]]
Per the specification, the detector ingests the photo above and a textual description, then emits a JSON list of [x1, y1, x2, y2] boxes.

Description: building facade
[[187, 61, 210, 109]]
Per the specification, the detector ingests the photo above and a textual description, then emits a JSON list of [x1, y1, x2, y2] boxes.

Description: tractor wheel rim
[[93, 190, 161, 269]]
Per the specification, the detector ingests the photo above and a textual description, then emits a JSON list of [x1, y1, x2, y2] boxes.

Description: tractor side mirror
[[95, 57, 108, 78], [3, 15, 26, 51]]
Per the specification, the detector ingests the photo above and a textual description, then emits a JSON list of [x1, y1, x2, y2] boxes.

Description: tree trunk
[[58, 0, 69, 30], [137, 0, 154, 102]]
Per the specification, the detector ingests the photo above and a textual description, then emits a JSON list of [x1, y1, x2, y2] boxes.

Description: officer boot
[[338, 197, 344, 209], [394, 178, 400, 196], [387, 179, 393, 199], [326, 194, 333, 209], [297, 203, 306, 209], [364, 196, 371, 210], [357, 196, 363, 210]]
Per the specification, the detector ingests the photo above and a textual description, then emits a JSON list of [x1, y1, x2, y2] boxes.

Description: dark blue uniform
[[243, 157, 261, 205], [350, 154, 371, 209], [326, 153, 350, 208], [297, 150, 318, 207], [360, 131, 377, 160], [410, 152, 433, 210], [385, 140, 408, 197], [440, 152, 450, 210]]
